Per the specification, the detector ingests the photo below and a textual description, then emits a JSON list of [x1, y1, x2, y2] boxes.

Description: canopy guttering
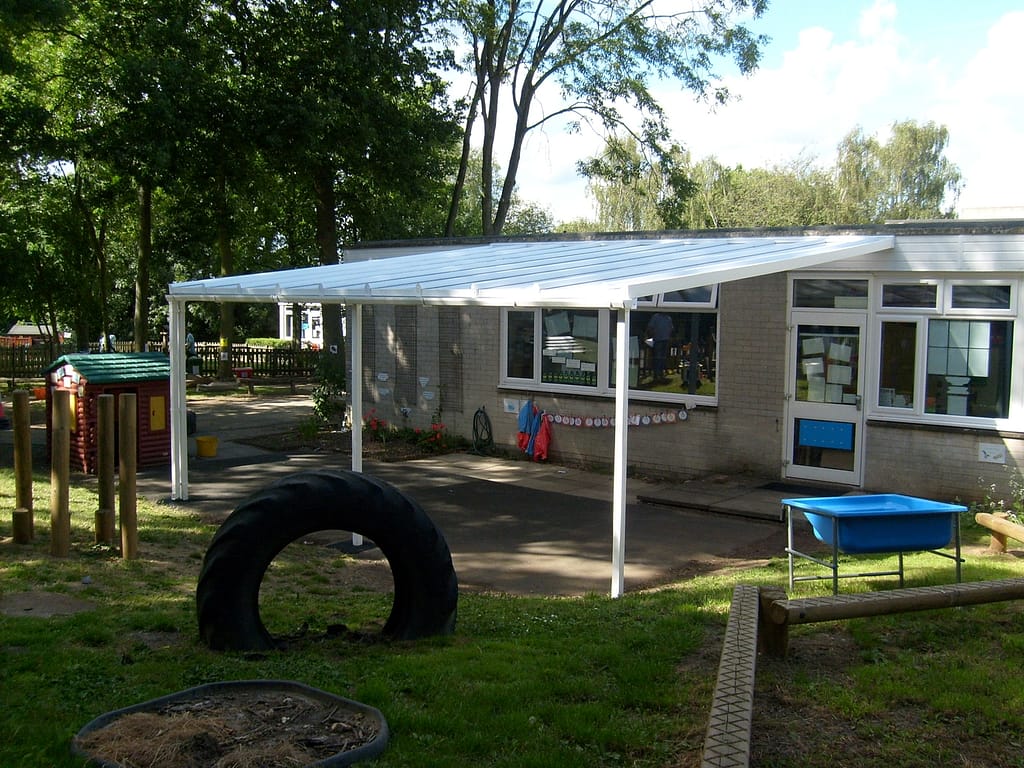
[[166, 234, 894, 597]]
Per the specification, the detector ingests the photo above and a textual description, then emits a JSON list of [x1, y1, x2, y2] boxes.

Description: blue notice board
[[798, 420, 854, 450]]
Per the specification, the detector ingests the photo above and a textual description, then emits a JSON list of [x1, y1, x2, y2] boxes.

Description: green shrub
[[311, 352, 347, 426], [244, 337, 294, 348]]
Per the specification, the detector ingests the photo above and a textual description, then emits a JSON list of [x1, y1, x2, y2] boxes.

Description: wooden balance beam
[[975, 512, 1024, 553], [758, 578, 1024, 659]]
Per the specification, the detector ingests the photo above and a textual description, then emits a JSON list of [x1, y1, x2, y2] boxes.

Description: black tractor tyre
[[196, 469, 458, 651]]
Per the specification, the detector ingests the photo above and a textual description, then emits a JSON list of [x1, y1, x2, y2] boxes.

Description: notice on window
[[802, 337, 825, 356], [829, 343, 852, 362], [826, 364, 852, 385]]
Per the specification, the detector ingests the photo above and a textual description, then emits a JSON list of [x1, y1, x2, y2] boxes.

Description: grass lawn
[[1, 468, 1023, 767]]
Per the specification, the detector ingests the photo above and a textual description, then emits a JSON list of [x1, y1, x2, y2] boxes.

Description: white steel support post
[[611, 307, 631, 597], [168, 297, 189, 500], [349, 304, 364, 546]]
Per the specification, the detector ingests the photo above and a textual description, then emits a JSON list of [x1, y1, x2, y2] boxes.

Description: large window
[[610, 310, 717, 396], [876, 280, 1017, 422], [502, 290, 718, 402]]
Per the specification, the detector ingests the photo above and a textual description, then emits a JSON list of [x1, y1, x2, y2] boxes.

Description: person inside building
[[645, 312, 673, 384]]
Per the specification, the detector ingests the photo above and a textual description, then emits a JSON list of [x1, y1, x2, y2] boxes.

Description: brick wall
[[864, 422, 1024, 504]]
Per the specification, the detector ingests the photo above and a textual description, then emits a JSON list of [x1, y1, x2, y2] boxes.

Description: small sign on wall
[[978, 443, 1007, 464]]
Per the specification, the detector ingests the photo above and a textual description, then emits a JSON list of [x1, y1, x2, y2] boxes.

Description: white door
[[786, 313, 866, 485]]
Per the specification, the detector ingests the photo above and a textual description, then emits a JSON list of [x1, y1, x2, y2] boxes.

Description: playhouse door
[[786, 314, 866, 485]]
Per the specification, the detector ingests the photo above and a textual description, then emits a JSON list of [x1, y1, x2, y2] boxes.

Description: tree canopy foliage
[[581, 120, 963, 231], [1, 0, 458, 350], [442, 0, 769, 236]]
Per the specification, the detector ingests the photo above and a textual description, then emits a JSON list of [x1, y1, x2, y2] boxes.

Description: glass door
[[786, 313, 866, 485]]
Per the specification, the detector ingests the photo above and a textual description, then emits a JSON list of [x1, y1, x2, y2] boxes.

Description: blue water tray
[[783, 494, 966, 554]]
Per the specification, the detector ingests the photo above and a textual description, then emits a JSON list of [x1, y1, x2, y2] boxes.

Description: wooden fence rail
[[2, 342, 319, 382]]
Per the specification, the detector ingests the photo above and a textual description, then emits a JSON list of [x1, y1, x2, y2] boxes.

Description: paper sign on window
[[829, 343, 852, 362], [826, 364, 852, 385], [802, 337, 825, 356]]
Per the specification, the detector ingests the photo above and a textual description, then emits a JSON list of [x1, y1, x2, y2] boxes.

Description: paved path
[[5, 390, 841, 596], [135, 393, 813, 596]]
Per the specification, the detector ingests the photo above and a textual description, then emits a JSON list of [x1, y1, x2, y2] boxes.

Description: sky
[[506, 0, 1024, 223]]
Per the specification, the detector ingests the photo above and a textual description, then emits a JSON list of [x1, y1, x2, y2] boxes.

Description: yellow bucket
[[195, 436, 219, 458]]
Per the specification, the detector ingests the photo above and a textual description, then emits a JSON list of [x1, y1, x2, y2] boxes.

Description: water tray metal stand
[[782, 494, 967, 594]]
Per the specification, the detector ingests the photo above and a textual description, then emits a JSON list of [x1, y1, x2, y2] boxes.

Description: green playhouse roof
[[45, 353, 171, 384]]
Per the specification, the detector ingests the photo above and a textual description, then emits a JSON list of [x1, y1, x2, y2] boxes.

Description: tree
[[244, 0, 459, 366], [447, 149, 554, 235], [690, 157, 837, 228], [53, 0, 216, 350], [442, 0, 768, 236], [834, 120, 962, 223], [580, 135, 696, 231]]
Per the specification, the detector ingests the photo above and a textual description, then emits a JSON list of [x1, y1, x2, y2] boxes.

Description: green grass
[[2, 469, 1024, 766]]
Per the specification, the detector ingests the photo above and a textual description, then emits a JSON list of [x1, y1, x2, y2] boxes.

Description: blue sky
[[510, 0, 1024, 222]]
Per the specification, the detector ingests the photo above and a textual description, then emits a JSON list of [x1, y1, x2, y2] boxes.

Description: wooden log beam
[[764, 578, 1024, 628], [975, 512, 1024, 553], [759, 579, 1024, 659]]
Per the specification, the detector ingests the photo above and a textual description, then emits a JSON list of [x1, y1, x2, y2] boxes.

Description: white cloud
[[939, 11, 1024, 210], [510, 2, 1024, 223]]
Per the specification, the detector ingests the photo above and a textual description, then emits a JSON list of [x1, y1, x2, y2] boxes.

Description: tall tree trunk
[[72, 170, 110, 348], [493, 81, 535, 235], [216, 170, 235, 380], [133, 179, 152, 351], [312, 165, 344, 380], [445, 87, 481, 237]]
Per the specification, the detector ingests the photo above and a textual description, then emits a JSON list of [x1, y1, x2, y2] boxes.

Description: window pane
[[882, 283, 937, 308], [878, 322, 916, 408], [951, 284, 1011, 310], [793, 279, 869, 309], [794, 325, 859, 404], [661, 286, 714, 304], [792, 418, 856, 471], [505, 311, 535, 379], [610, 310, 716, 395], [541, 309, 598, 386], [925, 319, 1012, 418]]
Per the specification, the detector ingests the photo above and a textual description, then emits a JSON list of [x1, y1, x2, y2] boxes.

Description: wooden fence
[[2, 342, 318, 383], [190, 342, 318, 378]]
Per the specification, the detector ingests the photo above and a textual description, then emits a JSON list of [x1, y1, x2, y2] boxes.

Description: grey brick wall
[[355, 276, 1022, 503], [863, 422, 1024, 504]]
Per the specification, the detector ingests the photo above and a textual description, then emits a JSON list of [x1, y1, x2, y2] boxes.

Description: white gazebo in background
[[166, 234, 893, 596]]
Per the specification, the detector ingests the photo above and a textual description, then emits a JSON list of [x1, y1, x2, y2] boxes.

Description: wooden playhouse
[[44, 353, 171, 474]]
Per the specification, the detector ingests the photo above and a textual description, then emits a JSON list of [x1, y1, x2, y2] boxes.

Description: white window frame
[[868, 276, 1022, 431], [877, 280, 942, 313], [945, 279, 1015, 316], [500, 295, 720, 406]]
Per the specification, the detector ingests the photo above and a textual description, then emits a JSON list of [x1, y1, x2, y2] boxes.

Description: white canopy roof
[[168, 235, 895, 308], [166, 233, 895, 597]]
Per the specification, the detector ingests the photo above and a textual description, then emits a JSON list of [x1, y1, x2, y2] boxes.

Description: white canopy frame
[[167, 234, 893, 597]]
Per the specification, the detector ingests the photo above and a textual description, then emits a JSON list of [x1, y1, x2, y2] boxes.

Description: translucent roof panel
[[168, 235, 894, 308]]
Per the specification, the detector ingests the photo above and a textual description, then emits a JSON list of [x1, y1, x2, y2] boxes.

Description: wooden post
[[757, 586, 790, 659], [50, 389, 71, 557], [12, 389, 33, 542], [118, 393, 139, 559], [96, 394, 116, 544], [975, 512, 1023, 553], [12, 508, 32, 543]]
